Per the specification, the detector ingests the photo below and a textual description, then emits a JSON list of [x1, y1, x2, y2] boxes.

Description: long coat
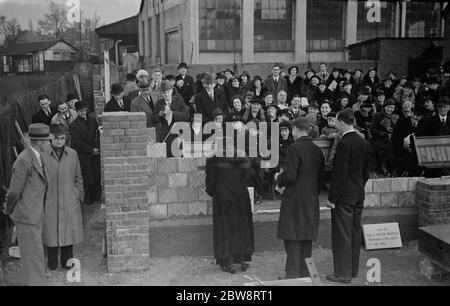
[[5, 147, 47, 225], [153, 95, 190, 142], [264, 77, 288, 95], [32, 108, 57, 126], [104, 96, 131, 112], [42, 147, 84, 247], [205, 156, 255, 260], [276, 136, 325, 241], [195, 89, 229, 123], [69, 115, 100, 186], [130, 93, 159, 128]]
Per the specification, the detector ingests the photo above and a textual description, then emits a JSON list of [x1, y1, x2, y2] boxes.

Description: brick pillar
[[101, 112, 151, 273], [416, 178, 450, 227]]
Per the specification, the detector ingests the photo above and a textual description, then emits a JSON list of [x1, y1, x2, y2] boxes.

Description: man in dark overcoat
[[153, 81, 189, 157], [104, 83, 131, 112], [326, 109, 371, 284], [32, 95, 57, 126], [195, 74, 229, 124], [69, 101, 101, 205], [276, 117, 325, 279]]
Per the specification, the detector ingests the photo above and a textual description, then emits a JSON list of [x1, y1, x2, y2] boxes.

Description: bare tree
[[28, 19, 35, 32], [0, 16, 21, 47], [37, 1, 68, 39]]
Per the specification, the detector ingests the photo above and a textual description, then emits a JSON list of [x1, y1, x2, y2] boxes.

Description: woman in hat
[[393, 81, 416, 106], [226, 76, 244, 105], [302, 68, 316, 97], [362, 68, 380, 94], [326, 67, 341, 88], [278, 121, 294, 171], [317, 101, 332, 134], [370, 99, 399, 175], [243, 99, 265, 124], [263, 92, 274, 109], [205, 134, 254, 274], [378, 78, 395, 100], [354, 101, 374, 141], [306, 76, 321, 103], [332, 95, 351, 113], [315, 81, 332, 107], [397, 100, 414, 119], [42, 125, 84, 271], [240, 71, 252, 94], [285, 66, 303, 102], [250, 76, 267, 100]]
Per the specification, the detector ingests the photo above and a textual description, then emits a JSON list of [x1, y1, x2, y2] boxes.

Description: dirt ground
[[2, 204, 450, 286]]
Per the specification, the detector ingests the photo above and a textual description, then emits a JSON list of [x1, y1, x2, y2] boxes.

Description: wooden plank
[[440, 146, 448, 161], [435, 145, 443, 162], [425, 146, 433, 162]]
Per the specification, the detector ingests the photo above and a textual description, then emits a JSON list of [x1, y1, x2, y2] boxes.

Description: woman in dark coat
[[285, 66, 303, 102], [205, 148, 254, 274]]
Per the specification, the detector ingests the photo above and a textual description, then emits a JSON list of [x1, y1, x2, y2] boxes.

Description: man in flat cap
[[4, 123, 53, 285]]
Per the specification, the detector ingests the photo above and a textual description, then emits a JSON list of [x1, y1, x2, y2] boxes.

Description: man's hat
[[75, 101, 88, 111], [178, 62, 189, 69], [212, 108, 224, 119], [50, 124, 69, 137], [165, 74, 175, 81], [383, 99, 396, 107], [250, 98, 263, 105], [160, 80, 174, 92], [28, 123, 53, 140], [327, 112, 337, 118], [277, 109, 294, 120], [436, 96, 450, 106], [361, 101, 374, 109], [215, 72, 225, 80], [138, 78, 150, 89], [413, 104, 431, 116], [224, 68, 235, 75], [279, 121, 292, 131], [203, 73, 215, 84], [241, 71, 250, 78], [111, 83, 124, 95], [67, 93, 78, 101], [265, 102, 279, 110], [304, 68, 316, 75]]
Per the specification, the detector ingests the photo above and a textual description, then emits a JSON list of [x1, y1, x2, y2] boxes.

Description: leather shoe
[[221, 265, 237, 274], [326, 275, 351, 284], [241, 263, 250, 272]]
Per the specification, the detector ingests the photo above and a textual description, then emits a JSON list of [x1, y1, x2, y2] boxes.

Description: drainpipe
[[115, 40, 123, 66]]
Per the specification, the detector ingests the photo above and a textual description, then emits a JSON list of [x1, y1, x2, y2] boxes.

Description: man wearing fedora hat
[[70, 101, 101, 205], [153, 80, 189, 157], [195, 73, 229, 124], [176, 62, 195, 102], [104, 83, 131, 113], [4, 123, 53, 285], [130, 77, 160, 130]]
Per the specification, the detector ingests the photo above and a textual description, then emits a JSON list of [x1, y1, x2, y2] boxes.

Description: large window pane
[[306, 0, 346, 51], [199, 0, 242, 52], [406, 1, 442, 38], [357, 1, 397, 42], [254, 0, 295, 51]]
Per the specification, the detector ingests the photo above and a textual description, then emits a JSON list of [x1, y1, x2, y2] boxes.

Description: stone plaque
[[362, 223, 403, 250]]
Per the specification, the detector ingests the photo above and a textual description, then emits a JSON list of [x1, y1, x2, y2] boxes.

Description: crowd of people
[[106, 61, 450, 199]]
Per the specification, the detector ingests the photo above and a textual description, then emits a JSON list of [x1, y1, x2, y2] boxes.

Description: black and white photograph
[[1, 0, 450, 292]]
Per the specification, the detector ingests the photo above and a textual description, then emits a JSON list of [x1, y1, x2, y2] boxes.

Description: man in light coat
[[42, 125, 84, 271], [4, 123, 52, 285]]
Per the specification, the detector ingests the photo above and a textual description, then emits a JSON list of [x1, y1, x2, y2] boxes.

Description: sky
[[0, 0, 141, 28]]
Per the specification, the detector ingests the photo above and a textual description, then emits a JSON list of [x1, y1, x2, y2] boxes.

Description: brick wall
[[101, 112, 212, 272], [416, 178, 450, 227]]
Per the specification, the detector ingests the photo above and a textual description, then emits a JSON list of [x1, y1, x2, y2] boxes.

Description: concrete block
[[391, 178, 409, 192], [178, 158, 198, 172], [147, 187, 158, 204], [168, 173, 189, 188], [148, 159, 158, 174], [397, 192, 416, 208], [198, 188, 212, 201], [408, 177, 420, 192], [149, 174, 168, 189], [168, 203, 189, 217], [149, 204, 168, 219], [148, 143, 167, 158], [189, 171, 206, 188], [373, 179, 392, 193], [381, 193, 398, 207], [157, 158, 178, 173], [177, 187, 199, 202], [364, 193, 381, 208], [159, 189, 179, 204], [365, 179, 373, 194], [187, 202, 208, 216]]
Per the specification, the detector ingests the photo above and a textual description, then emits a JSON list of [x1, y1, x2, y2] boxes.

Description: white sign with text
[[362, 223, 403, 250]]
